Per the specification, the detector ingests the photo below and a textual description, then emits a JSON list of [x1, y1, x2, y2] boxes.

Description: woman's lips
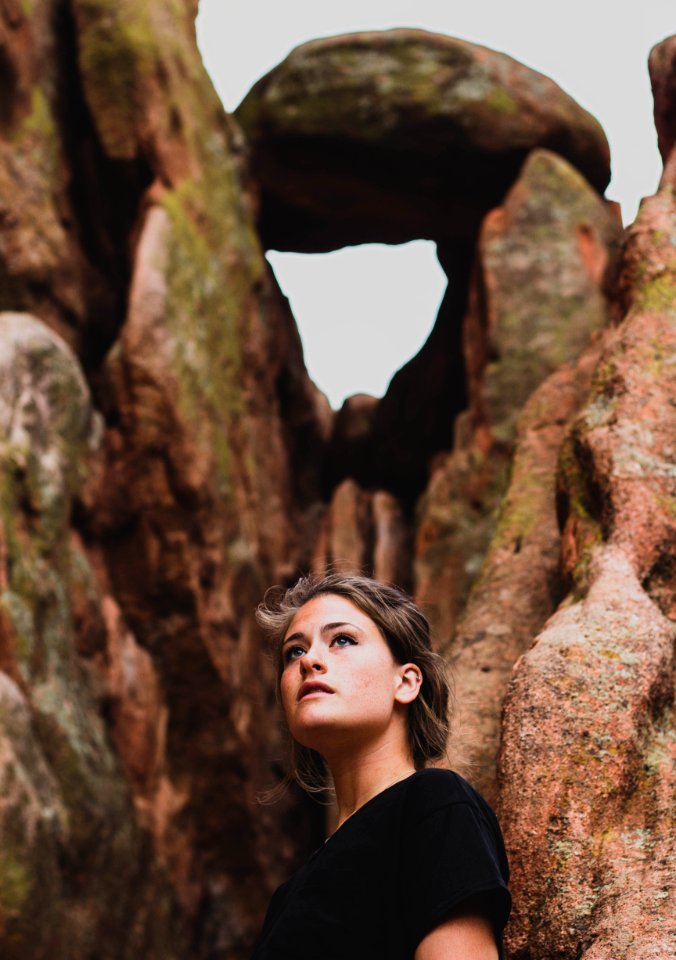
[[297, 681, 334, 701]]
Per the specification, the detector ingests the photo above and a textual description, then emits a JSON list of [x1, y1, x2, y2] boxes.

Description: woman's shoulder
[[403, 768, 497, 825], [399, 770, 511, 955], [405, 767, 484, 805], [401, 768, 510, 890]]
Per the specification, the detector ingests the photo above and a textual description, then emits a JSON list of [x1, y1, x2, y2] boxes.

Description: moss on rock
[[0, 313, 188, 957], [72, 0, 157, 159]]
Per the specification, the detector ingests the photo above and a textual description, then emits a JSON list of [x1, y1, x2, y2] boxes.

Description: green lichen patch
[[72, 0, 157, 159], [0, 846, 30, 916], [0, 81, 70, 298], [15, 87, 59, 177], [161, 188, 248, 500], [486, 86, 518, 115], [0, 315, 140, 911], [635, 271, 676, 316], [490, 465, 549, 550], [148, 78, 269, 515]]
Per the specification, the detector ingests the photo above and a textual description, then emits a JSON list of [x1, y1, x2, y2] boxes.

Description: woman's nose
[[299, 648, 326, 674]]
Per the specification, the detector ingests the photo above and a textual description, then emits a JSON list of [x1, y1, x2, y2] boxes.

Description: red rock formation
[[0, 0, 115, 350], [498, 49, 676, 956], [312, 479, 410, 587], [238, 34, 616, 508], [73, 13, 328, 955], [0, 6, 673, 958], [440, 342, 605, 799]]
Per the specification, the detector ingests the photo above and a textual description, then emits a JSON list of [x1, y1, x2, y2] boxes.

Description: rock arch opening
[[237, 29, 611, 513], [268, 237, 473, 512], [267, 241, 447, 410]]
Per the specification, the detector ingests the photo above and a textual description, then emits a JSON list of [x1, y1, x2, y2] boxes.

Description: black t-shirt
[[252, 768, 511, 959]]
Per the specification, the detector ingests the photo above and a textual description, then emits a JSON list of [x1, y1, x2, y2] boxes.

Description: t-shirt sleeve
[[398, 799, 511, 955]]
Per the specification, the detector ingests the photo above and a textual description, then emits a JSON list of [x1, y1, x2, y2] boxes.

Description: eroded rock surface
[[0, 313, 187, 959], [499, 148, 676, 958], [500, 549, 674, 959], [70, 2, 328, 952], [1, 1, 326, 957]]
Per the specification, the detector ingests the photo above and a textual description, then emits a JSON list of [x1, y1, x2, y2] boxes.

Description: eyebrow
[[282, 621, 362, 646]]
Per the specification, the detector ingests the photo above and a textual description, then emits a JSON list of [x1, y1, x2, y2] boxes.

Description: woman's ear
[[394, 663, 423, 705]]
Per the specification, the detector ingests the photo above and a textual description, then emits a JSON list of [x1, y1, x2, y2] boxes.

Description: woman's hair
[[256, 573, 453, 796]]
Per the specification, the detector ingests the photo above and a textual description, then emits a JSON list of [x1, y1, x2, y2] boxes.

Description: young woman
[[252, 574, 510, 960]]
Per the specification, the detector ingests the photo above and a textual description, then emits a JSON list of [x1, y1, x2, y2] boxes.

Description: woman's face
[[279, 593, 421, 755]]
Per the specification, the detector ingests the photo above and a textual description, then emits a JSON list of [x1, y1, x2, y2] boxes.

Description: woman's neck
[[326, 737, 416, 830]]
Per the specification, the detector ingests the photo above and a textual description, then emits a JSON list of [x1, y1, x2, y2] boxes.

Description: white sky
[[197, 1, 673, 408]]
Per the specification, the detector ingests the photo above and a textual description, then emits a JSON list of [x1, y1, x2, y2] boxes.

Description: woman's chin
[[291, 716, 339, 747], [290, 712, 354, 753]]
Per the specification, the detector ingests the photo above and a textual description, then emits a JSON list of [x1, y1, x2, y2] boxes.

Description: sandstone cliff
[[0, 7, 673, 959]]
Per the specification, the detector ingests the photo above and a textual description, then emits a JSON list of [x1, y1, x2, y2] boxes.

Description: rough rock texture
[[0, 312, 187, 958], [0, 9, 674, 960], [238, 35, 614, 507], [501, 549, 674, 959], [498, 162, 676, 959], [439, 343, 604, 797], [0, 0, 114, 352], [415, 149, 620, 654], [236, 29, 610, 251]]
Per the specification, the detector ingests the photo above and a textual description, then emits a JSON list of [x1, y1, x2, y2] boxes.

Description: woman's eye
[[331, 634, 357, 648], [283, 645, 306, 663]]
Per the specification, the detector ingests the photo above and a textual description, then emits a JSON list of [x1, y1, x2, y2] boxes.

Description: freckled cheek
[[349, 660, 396, 706]]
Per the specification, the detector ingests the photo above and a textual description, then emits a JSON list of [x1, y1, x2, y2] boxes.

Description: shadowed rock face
[[239, 38, 613, 506], [311, 479, 411, 588], [0, 8, 673, 960], [649, 34, 676, 182], [415, 149, 620, 655]]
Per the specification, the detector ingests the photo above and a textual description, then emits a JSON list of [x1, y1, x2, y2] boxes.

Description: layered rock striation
[[0, 6, 673, 959]]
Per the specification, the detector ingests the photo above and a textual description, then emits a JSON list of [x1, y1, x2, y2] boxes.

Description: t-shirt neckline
[[318, 769, 422, 853]]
